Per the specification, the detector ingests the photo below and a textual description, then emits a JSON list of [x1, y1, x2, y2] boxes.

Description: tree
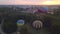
[[2, 18, 17, 34], [54, 8, 60, 16], [20, 27, 28, 34]]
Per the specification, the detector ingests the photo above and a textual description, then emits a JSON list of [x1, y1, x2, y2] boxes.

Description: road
[[0, 24, 5, 34]]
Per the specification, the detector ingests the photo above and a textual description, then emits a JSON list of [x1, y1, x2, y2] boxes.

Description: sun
[[41, 0, 60, 5]]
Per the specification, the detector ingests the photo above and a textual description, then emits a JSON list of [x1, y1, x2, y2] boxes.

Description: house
[[47, 6, 58, 14]]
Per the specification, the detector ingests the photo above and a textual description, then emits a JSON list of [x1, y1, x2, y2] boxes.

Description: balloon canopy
[[17, 19, 25, 26], [38, 7, 48, 13], [32, 20, 43, 30]]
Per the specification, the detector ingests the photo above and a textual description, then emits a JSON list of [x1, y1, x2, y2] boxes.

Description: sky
[[0, 0, 60, 5]]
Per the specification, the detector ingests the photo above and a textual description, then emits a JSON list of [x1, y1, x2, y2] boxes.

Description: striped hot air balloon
[[32, 20, 43, 30]]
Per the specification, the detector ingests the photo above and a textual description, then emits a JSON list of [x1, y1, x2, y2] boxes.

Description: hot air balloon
[[38, 7, 48, 13], [17, 19, 25, 26], [32, 20, 43, 30]]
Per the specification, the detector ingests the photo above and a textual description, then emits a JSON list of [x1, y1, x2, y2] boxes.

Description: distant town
[[0, 5, 60, 15]]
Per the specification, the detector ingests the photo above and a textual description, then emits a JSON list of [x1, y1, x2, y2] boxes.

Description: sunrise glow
[[0, 0, 60, 5], [41, 0, 60, 5]]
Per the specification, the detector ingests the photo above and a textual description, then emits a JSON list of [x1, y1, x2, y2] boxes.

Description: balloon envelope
[[38, 7, 48, 13], [17, 19, 24, 26]]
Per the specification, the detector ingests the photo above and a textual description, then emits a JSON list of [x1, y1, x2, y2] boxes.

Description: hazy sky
[[0, 0, 60, 5]]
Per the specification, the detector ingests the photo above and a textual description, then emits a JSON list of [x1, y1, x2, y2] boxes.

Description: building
[[47, 6, 59, 14]]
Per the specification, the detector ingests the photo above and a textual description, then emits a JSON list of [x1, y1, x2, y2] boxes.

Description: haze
[[0, 0, 60, 5]]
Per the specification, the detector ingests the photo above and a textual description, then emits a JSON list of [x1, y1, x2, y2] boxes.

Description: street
[[0, 24, 5, 34]]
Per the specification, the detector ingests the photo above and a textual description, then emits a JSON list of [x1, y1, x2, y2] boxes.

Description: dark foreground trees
[[2, 18, 17, 34]]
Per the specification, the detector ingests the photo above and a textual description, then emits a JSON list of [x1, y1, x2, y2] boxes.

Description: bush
[[2, 18, 17, 34]]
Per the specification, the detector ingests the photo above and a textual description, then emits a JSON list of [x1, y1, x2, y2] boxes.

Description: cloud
[[0, 0, 15, 4], [0, 0, 60, 5], [0, 0, 41, 5]]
